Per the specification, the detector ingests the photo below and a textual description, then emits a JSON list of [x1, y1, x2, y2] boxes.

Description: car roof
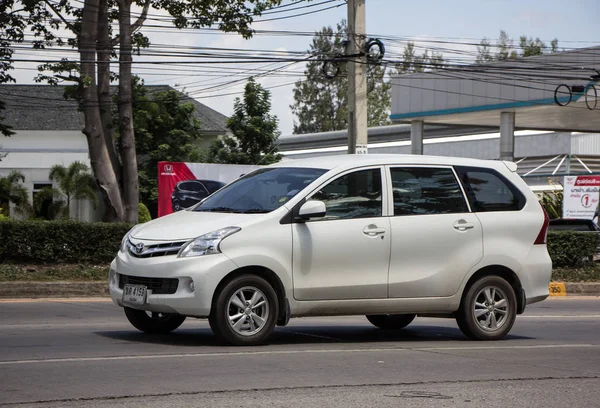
[[272, 154, 513, 172]]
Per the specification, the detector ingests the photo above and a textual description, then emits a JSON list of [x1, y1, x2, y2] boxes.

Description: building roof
[[0, 84, 228, 133], [390, 45, 600, 132]]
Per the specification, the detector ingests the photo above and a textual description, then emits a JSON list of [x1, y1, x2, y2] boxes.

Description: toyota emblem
[[135, 243, 145, 254]]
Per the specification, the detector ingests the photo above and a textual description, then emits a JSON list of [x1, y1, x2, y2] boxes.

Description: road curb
[[0, 281, 108, 299], [0, 281, 599, 299]]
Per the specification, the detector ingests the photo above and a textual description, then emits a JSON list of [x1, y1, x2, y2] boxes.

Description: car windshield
[[193, 167, 327, 214]]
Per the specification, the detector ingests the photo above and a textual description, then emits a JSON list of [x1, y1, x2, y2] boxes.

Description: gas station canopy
[[390, 46, 600, 133]]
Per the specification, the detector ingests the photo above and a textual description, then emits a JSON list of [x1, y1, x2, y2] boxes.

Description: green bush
[[547, 231, 599, 267], [0, 220, 132, 264], [138, 203, 152, 223]]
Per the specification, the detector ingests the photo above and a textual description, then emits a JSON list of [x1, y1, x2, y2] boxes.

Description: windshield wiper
[[197, 206, 240, 213], [240, 209, 270, 214]]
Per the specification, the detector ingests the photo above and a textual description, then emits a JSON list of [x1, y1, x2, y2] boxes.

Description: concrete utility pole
[[346, 0, 368, 154]]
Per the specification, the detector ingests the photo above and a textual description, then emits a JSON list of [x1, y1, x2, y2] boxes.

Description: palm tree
[[49, 161, 98, 219], [0, 171, 30, 217], [32, 187, 68, 220]]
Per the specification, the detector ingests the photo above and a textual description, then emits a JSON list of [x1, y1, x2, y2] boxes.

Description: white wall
[[0, 130, 101, 221]]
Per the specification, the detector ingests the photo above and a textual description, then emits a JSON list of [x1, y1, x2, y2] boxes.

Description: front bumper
[[109, 250, 238, 317]]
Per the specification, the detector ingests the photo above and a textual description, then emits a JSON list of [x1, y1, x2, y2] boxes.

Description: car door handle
[[363, 225, 386, 236], [453, 220, 475, 231]]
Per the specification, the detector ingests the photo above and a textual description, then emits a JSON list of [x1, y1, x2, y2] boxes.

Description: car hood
[[130, 210, 253, 241]]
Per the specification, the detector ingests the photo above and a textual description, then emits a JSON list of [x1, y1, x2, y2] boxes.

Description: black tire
[[124, 307, 186, 334], [209, 274, 279, 346], [172, 200, 182, 212], [456, 275, 517, 340], [366, 314, 416, 330]]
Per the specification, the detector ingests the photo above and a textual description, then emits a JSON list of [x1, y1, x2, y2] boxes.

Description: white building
[[0, 85, 229, 220]]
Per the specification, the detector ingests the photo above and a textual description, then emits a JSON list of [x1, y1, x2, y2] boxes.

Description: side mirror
[[297, 200, 326, 221]]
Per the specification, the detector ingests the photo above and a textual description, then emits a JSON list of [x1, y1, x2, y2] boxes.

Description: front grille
[[119, 274, 179, 295], [127, 239, 186, 258]]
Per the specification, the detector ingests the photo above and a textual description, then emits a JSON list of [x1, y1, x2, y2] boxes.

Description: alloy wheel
[[473, 285, 509, 332], [226, 286, 270, 336]]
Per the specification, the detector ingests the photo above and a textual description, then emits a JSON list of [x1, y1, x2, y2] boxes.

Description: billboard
[[563, 175, 600, 219], [157, 161, 261, 217]]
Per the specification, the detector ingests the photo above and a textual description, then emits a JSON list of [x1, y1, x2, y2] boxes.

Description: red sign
[[157, 161, 261, 217], [574, 176, 600, 186]]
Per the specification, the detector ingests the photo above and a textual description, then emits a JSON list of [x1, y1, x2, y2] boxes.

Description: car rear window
[[455, 166, 525, 212]]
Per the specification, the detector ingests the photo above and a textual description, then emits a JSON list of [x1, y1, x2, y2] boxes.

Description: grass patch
[[552, 264, 600, 282], [0, 263, 109, 282]]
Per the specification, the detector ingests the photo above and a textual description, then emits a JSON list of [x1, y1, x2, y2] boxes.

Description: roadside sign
[[563, 175, 600, 219]]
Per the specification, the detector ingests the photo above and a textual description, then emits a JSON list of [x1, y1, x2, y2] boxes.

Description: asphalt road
[[1, 297, 599, 407]]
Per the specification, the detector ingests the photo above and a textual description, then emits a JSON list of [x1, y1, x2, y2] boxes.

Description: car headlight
[[178, 227, 241, 258]]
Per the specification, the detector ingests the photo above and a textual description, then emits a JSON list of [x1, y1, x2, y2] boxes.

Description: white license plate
[[122, 284, 147, 305]]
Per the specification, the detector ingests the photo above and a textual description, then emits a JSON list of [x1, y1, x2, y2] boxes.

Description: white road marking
[[0, 344, 598, 366]]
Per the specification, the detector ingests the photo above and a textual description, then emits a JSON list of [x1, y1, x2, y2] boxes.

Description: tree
[[0, 101, 14, 138], [476, 38, 494, 64], [2, 0, 283, 222], [394, 43, 448, 74], [48, 161, 98, 219], [476, 31, 559, 62], [519, 36, 547, 57], [291, 20, 391, 134], [209, 78, 281, 165], [0, 171, 29, 217], [131, 80, 204, 216], [31, 187, 67, 220], [496, 30, 517, 60]]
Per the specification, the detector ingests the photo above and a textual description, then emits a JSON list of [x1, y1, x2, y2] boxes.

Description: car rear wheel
[[124, 307, 186, 334], [366, 314, 416, 330], [456, 275, 517, 340], [209, 275, 279, 346]]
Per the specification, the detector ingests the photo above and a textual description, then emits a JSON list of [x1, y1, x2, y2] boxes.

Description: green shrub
[[138, 203, 152, 223], [0, 220, 132, 264], [547, 231, 599, 267]]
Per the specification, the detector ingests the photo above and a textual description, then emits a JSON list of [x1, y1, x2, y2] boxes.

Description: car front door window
[[310, 168, 383, 220]]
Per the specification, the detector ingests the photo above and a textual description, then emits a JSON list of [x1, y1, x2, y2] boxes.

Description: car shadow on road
[[94, 323, 531, 347]]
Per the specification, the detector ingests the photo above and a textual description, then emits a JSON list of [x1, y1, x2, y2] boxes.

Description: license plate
[[122, 284, 147, 305]]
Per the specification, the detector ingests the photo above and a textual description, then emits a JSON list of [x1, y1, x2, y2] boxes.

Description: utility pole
[[346, 0, 368, 154]]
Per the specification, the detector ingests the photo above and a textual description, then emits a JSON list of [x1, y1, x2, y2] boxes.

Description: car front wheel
[[456, 275, 517, 340], [209, 275, 278, 346], [124, 307, 186, 334], [366, 314, 416, 330]]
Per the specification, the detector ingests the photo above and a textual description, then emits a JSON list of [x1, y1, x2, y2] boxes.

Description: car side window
[[310, 168, 382, 220], [180, 181, 206, 194], [456, 167, 524, 212], [193, 182, 209, 194], [390, 167, 468, 216]]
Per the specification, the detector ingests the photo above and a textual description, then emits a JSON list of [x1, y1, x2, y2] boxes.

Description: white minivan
[[109, 154, 552, 345]]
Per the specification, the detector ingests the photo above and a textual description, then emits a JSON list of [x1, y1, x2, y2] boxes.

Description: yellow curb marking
[[549, 282, 567, 296]]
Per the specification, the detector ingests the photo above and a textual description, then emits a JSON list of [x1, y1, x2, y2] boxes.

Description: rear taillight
[[534, 204, 550, 245]]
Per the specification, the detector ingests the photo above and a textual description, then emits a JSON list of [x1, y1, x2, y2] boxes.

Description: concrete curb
[[0, 281, 599, 299], [0, 281, 108, 299]]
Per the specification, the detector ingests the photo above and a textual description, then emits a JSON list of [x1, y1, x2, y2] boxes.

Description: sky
[[9, 0, 600, 136]]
